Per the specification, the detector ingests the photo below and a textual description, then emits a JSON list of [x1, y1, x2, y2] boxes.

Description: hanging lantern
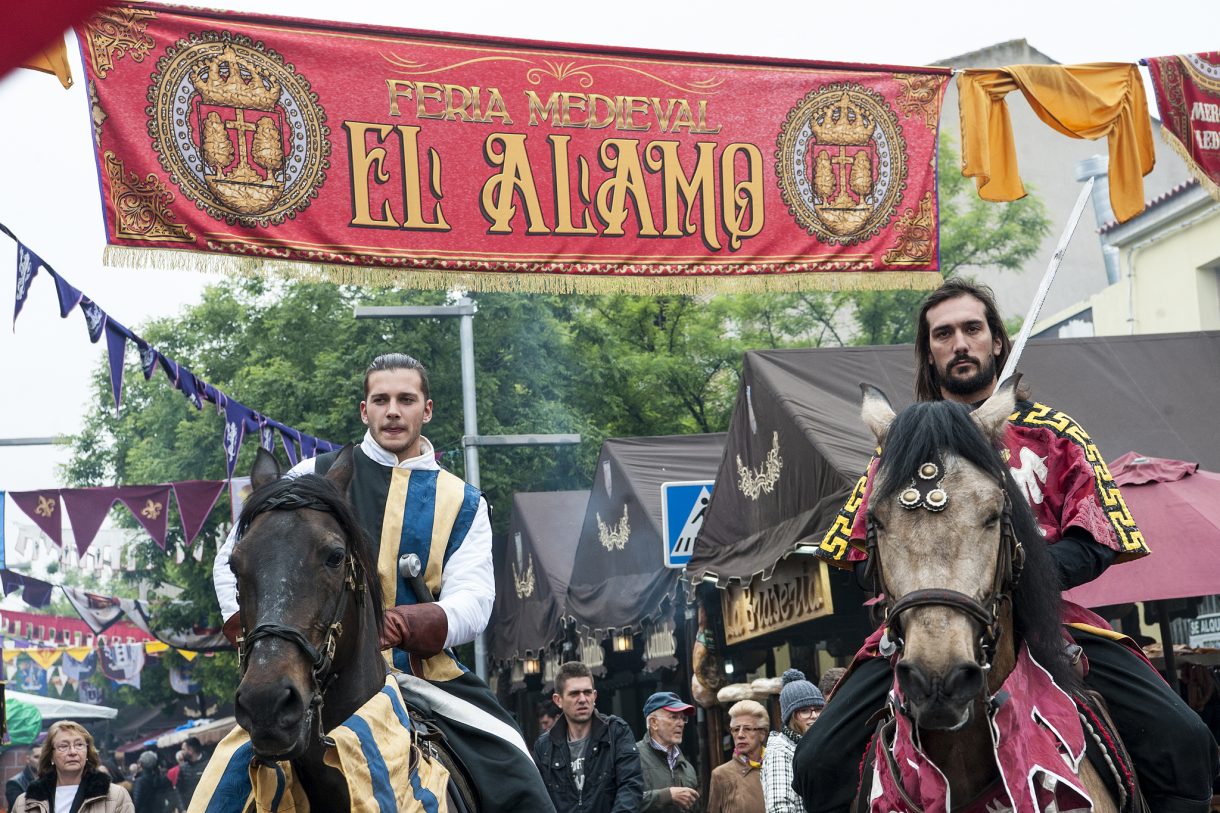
[[612, 630, 634, 653]]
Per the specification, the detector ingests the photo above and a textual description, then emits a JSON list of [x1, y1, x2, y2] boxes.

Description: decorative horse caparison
[[229, 446, 477, 811], [853, 380, 1123, 811]]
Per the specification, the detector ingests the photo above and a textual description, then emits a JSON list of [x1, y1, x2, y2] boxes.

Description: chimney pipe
[[1075, 155, 1121, 285]]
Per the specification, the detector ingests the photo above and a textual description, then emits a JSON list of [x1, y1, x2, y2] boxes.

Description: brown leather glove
[[223, 612, 242, 648], [379, 603, 448, 657]]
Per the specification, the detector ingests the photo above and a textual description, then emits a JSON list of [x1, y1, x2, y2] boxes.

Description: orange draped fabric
[[958, 63, 1155, 223]]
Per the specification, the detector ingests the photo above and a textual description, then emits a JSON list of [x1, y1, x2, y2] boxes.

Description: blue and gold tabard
[[318, 447, 481, 682], [189, 676, 449, 813]]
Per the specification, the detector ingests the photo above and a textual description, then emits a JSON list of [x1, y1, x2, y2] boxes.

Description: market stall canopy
[[567, 434, 726, 637], [7, 690, 117, 720], [1066, 452, 1220, 608], [689, 331, 1220, 585], [490, 490, 589, 664], [157, 716, 236, 748]]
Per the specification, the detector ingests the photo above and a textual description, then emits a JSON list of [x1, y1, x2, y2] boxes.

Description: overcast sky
[[0, 0, 1214, 509]]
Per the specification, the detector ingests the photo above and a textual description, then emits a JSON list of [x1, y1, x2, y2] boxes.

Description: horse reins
[[864, 457, 1025, 669], [236, 490, 368, 749]]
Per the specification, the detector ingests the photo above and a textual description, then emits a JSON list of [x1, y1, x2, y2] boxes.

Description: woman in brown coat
[[13, 720, 135, 813]]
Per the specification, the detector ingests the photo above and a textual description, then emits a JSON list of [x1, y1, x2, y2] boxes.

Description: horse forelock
[[873, 400, 1076, 690], [237, 474, 385, 632]]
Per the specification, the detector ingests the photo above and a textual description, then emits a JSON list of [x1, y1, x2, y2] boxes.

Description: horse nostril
[[896, 661, 931, 702], [942, 662, 985, 701], [275, 685, 304, 728]]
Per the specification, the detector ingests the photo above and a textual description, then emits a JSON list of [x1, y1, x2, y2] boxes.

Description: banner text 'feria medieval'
[[79, 4, 950, 292]]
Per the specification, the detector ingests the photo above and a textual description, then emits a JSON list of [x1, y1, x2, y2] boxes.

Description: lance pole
[[999, 176, 1095, 383]]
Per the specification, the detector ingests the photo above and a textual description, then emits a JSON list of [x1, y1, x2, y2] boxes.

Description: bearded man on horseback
[[214, 352, 555, 813], [793, 279, 1218, 812]]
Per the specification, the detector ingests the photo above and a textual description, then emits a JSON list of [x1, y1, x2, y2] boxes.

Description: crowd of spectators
[[532, 661, 836, 813]]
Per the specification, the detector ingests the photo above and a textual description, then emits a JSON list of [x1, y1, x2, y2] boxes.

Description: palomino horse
[[230, 446, 476, 811], [855, 380, 1122, 811]]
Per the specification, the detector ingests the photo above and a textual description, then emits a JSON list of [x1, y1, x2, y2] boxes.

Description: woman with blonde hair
[[706, 699, 768, 813], [13, 720, 134, 813]]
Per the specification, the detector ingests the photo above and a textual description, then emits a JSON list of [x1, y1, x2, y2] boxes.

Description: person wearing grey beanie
[[762, 669, 824, 812]]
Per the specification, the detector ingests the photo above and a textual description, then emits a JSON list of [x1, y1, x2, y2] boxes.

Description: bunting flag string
[[1, 222, 339, 474], [8, 479, 225, 555]]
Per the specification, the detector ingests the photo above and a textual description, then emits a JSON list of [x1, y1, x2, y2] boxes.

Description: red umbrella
[[1065, 452, 1220, 608], [1064, 452, 1220, 692]]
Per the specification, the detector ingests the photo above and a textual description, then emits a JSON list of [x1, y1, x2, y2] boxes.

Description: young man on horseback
[[793, 279, 1218, 812], [214, 353, 554, 813]]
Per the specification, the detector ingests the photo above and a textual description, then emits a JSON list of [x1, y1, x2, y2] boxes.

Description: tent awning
[[567, 433, 726, 635], [6, 690, 117, 720], [156, 716, 236, 748], [490, 490, 588, 664]]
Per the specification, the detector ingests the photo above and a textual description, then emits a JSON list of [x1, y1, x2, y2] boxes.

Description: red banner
[[78, 4, 949, 292], [1147, 53, 1220, 201]]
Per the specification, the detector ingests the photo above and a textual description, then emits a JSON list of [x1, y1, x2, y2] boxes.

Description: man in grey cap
[[762, 669, 824, 813], [638, 691, 701, 812]]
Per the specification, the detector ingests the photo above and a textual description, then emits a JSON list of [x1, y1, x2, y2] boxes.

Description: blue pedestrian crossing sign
[[661, 480, 714, 568]]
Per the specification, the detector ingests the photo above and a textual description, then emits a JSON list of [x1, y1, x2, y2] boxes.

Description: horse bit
[[864, 455, 1025, 669], [236, 490, 367, 749]]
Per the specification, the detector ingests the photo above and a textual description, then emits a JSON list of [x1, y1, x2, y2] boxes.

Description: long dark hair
[[913, 279, 1012, 402], [874, 400, 1074, 688], [237, 474, 384, 631]]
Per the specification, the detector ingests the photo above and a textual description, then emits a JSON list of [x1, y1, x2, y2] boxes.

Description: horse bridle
[[864, 458, 1025, 668], [236, 490, 367, 749]]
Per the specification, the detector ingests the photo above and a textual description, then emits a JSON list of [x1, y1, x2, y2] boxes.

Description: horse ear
[[860, 383, 896, 445], [324, 444, 356, 494], [971, 374, 1020, 443], [250, 448, 282, 491]]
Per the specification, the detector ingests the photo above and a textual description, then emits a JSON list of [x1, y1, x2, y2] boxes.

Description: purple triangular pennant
[[258, 419, 275, 452], [176, 364, 203, 410], [9, 490, 63, 546], [135, 340, 159, 380], [61, 487, 120, 557], [170, 480, 225, 547], [223, 400, 252, 477], [1, 569, 25, 596], [158, 354, 180, 386], [279, 428, 301, 466], [51, 273, 82, 318], [14, 242, 43, 328], [21, 575, 54, 608], [104, 324, 127, 412], [115, 486, 171, 549], [79, 297, 106, 343]]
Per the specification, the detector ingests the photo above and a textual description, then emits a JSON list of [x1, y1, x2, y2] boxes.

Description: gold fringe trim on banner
[[1161, 128, 1220, 203], [103, 246, 941, 295]]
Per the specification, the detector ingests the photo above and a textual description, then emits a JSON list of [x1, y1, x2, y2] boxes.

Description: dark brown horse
[[230, 445, 475, 811], [855, 381, 1120, 810]]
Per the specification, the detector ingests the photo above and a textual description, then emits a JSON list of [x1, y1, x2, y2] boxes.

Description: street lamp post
[[354, 299, 579, 681]]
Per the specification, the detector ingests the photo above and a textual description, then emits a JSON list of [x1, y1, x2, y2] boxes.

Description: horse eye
[[868, 512, 884, 532], [324, 549, 345, 568], [983, 513, 1000, 528]]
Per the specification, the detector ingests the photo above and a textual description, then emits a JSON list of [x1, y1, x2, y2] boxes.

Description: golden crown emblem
[[808, 92, 875, 146], [190, 45, 282, 111]]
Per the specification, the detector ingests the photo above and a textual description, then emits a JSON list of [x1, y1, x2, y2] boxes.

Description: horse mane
[[874, 401, 1076, 690], [237, 474, 385, 632]]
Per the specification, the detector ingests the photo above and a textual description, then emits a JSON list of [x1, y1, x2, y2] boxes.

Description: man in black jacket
[[534, 661, 643, 813], [4, 751, 38, 810]]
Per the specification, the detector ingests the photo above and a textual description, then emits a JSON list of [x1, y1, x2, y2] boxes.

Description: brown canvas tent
[[489, 490, 588, 667], [567, 434, 726, 648], [689, 331, 1220, 587]]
